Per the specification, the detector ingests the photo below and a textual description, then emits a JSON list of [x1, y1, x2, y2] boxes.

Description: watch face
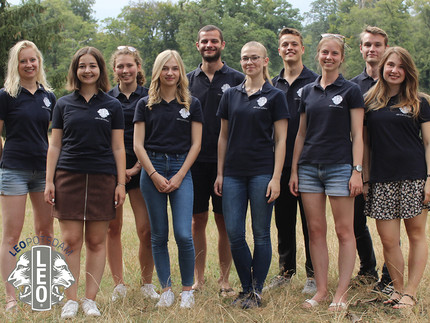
[[354, 165, 363, 172]]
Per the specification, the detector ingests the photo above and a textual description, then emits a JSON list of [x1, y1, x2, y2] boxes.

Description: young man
[[265, 27, 318, 294], [350, 26, 393, 295], [187, 25, 244, 294]]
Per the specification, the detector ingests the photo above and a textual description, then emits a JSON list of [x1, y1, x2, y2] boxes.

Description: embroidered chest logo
[[399, 106, 411, 114], [43, 97, 51, 107], [179, 108, 190, 119], [221, 84, 231, 93], [253, 97, 268, 110], [332, 95, 343, 105], [98, 108, 109, 118], [297, 87, 303, 98]]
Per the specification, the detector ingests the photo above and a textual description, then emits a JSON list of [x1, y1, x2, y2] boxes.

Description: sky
[[9, 0, 314, 21]]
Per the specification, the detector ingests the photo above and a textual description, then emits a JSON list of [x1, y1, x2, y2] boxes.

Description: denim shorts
[[0, 168, 46, 195], [298, 164, 352, 196]]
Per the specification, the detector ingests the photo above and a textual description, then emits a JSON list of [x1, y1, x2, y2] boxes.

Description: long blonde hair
[[365, 47, 428, 118], [4, 40, 52, 97], [147, 50, 191, 110], [241, 41, 272, 85]]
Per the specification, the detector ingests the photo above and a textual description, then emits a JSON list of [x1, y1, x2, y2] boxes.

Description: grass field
[[0, 198, 429, 322]]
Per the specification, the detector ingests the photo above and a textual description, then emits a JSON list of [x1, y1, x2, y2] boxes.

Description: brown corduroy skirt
[[53, 169, 116, 221]]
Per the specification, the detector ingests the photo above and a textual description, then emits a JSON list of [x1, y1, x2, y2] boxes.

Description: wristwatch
[[353, 165, 363, 173]]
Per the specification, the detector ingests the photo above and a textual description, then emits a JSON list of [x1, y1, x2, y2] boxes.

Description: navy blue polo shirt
[[298, 74, 364, 165], [272, 66, 318, 168], [350, 68, 377, 95], [187, 63, 244, 163], [0, 86, 55, 171], [366, 96, 430, 183], [133, 96, 203, 154], [51, 91, 124, 175], [217, 81, 290, 177], [108, 85, 148, 153]]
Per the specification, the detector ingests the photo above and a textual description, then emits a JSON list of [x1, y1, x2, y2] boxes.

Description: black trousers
[[274, 168, 314, 278]]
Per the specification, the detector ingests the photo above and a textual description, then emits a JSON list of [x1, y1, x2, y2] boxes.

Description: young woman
[[44, 47, 126, 318], [364, 47, 430, 309], [0, 40, 55, 312], [107, 46, 159, 301], [289, 34, 364, 311], [133, 50, 202, 308], [214, 41, 289, 309]]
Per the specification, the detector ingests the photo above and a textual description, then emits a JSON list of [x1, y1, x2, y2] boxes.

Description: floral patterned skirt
[[365, 179, 430, 220]]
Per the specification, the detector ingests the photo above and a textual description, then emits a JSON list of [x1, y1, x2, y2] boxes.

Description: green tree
[[0, 0, 61, 86]]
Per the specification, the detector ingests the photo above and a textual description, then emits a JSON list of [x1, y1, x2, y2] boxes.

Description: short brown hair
[[197, 25, 223, 42], [360, 26, 388, 46], [278, 27, 303, 45], [66, 47, 110, 92]]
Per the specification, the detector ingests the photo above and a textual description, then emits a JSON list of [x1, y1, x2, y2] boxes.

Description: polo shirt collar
[[276, 65, 313, 82], [192, 61, 228, 77], [239, 80, 272, 95], [110, 84, 145, 98], [73, 89, 105, 102], [312, 74, 346, 90]]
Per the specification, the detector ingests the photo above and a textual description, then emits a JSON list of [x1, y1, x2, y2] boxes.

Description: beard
[[202, 50, 221, 63]]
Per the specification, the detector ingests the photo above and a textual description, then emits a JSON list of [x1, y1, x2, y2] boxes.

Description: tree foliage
[[1, 0, 430, 93]]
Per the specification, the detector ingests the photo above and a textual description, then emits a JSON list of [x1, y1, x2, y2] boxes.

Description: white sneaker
[[302, 278, 317, 295], [141, 284, 160, 299], [61, 300, 79, 319], [156, 289, 175, 307], [180, 290, 195, 308], [81, 298, 101, 316], [112, 283, 127, 301]]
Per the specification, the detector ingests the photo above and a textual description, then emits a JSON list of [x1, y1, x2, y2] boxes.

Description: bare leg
[[192, 211, 208, 290], [0, 195, 26, 306], [129, 188, 154, 284], [301, 193, 329, 305], [376, 218, 403, 292], [29, 192, 54, 241], [214, 212, 232, 290], [329, 196, 356, 305], [397, 210, 428, 305], [59, 220, 84, 301], [84, 220, 110, 300], [107, 207, 124, 285]]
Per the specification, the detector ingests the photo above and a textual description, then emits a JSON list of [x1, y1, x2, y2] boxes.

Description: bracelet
[[363, 181, 369, 184], [427, 174, 430, 177], [117, 182, 125, 187], [137, 160, 141, 165], [149, 170, 157, 178]]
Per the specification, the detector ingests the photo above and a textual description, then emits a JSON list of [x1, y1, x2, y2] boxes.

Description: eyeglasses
[[321, 33, 345, 42], [240, 56, 263, 63], [117, 46, 137, 52]]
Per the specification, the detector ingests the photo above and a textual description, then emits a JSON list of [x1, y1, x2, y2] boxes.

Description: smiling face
[[240, 45, 268, 78], [18, 47, 39, 83], [360, 32, 387, 65], [113, 54, 140, 87], [197, 30, 225, 62], [76, 54, 100, 88], [383, 53, 405, 90], [278, 33, 304, 64], [317, 39, 344, 73], [159, 57, 180, 88]]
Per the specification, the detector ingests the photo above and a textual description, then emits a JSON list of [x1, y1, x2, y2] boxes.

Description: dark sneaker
[[241, 292, 262, 309], [262, 275, 291, 291], [231, 292, 249, 307], [353, 271, 379, 286], [373, 279, 394, 296]]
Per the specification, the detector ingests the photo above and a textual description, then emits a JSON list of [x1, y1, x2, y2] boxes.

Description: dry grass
[[0, 198, 429, 322]]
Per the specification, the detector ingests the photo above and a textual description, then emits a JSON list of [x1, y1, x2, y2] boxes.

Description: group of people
[[0, 23, 428, 318]]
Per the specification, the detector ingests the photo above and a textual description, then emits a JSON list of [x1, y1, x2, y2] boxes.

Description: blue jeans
[[140, 151, 195, 288], [222, 175, 273, 293]]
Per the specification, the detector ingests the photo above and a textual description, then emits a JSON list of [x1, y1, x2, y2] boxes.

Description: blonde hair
[[315, 34, 345, 64], [66, 47, 110, 92], [241, 41, 272, 85], [365, 47, 428, 119], [147, 50, 191, 110], [110, 46, 146, 86], [4, 40, 52, 98]]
